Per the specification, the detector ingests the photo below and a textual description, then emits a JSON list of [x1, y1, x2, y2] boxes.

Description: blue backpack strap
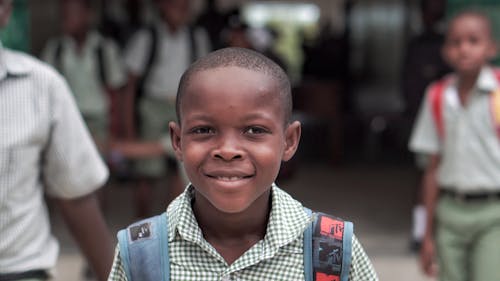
[[117, 212, 170, 281], [303, 208, 314, 281], [304, 208, 353, 281]]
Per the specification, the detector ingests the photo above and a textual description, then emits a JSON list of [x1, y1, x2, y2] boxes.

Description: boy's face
[[61, 0, 91, 36], [158, 0, 190, 29], [170, 66, 300, 214], [443, 14, 497, 75]]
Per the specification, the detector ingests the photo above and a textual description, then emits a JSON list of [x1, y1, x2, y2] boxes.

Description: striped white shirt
[[0, 43, 108, 273]]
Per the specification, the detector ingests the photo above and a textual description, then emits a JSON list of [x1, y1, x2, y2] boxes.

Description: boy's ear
[[282, 121, 301, 162], [169, 121, 183, 161], [488, 40, 498, 60]]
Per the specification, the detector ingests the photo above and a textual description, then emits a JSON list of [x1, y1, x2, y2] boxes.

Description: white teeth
[[216, 176, 243, 181]]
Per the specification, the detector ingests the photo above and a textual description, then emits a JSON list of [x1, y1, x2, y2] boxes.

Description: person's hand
[[108, 139, 130, 154], [420, 236, 438, 277]]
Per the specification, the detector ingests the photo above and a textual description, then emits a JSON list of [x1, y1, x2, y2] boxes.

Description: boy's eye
[[468, 36, 480, 45], [245, 126, 268, 135], [191, 126, 215, 134]]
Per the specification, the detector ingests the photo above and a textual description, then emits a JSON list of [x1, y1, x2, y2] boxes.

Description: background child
[[122, 0, 210, 218], [107, 47, 378, 281], [42, 0, 127, 153], [409, 10, 500, 280]]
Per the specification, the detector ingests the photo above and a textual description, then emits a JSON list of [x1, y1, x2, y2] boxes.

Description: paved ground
[[49, 161, 435, 281]]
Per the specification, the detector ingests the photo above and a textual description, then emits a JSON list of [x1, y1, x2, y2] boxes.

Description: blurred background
[[2, 0, 500, 280]]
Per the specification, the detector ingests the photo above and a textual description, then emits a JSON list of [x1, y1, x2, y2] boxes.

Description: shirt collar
[[156, 20, 188, 38], [167, 185, 204, 244], [0, 42, 32, 79], [476, 65, 499, 93], [167, 183, 311, 253], [60, 31, 101, 51]]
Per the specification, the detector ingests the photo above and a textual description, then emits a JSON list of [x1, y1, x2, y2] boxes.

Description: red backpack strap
[[429, 79, 447, 140]]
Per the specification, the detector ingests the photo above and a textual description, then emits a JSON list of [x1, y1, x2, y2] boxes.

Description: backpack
[[429, 70, 500, 140], [117, 208, 353, 281]]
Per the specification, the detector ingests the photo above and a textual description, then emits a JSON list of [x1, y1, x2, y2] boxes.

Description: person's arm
[[420, 154, 440, 277], [111, 140, 165, 158], [55, 193, 114, 281], [41, 69, 113, 280], [407, 84, 442, 277]]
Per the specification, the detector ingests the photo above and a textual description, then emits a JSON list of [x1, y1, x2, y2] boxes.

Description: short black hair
[[176, 47, 292, 124], [447, 9, 494, 39]]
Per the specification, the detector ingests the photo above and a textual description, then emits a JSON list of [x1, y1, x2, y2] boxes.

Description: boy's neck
[[69, 30, 88, 51], [192, 189, 271, 264], [457, 68, 481, 105], [163, 20, 183, 34]]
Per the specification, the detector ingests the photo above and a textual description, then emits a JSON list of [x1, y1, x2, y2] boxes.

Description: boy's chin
[[454, 63, 484, 75], [203, 193, 271, 215], [209, 197, 262, 214]]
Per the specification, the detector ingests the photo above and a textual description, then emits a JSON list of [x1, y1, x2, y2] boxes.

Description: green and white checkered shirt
[[108, 185, 378, 281]]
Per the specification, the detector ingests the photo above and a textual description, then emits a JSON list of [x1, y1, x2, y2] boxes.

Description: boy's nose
[[458, 41, 472, 54], [211, 136, 244, 161]]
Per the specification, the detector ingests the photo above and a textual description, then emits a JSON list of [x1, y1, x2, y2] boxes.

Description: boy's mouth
[[210, 175, 252, 181], [204, 170, 254, 181]]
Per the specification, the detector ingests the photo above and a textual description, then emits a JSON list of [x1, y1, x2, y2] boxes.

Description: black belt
[[441, 189, 500, 202], [0, 270, 48, 281]]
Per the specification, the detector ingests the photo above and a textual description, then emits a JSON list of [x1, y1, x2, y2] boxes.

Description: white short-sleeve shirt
[[0, 43, 108, 273], [124, 21, 210, 100], [41, 31, 127, 117], [409, 66, 500, 192]]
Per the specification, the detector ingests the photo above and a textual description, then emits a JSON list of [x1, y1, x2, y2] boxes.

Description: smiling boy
[[108, 47, 378, 281]]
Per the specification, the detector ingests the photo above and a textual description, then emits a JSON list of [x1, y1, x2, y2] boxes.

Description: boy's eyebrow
[[241, 112, 280, 122], [182, 113, 214, 122], [184, 112, 278, 123]]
